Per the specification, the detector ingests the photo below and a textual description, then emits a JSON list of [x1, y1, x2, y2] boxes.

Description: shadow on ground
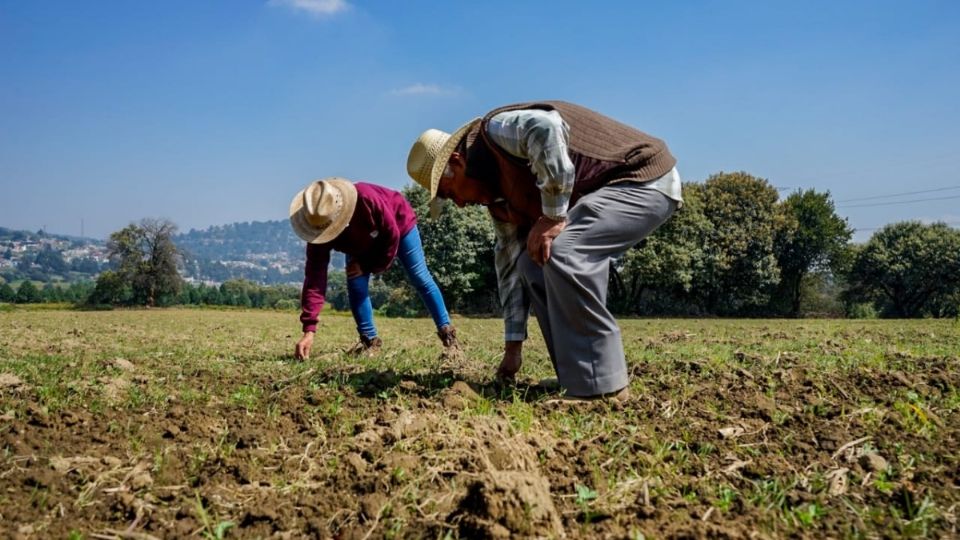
[[299, 366, 561, 403]]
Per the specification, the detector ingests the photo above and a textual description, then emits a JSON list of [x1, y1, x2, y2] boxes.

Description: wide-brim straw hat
[[289, 177, 358, 244], [406, 118, 480, 218]]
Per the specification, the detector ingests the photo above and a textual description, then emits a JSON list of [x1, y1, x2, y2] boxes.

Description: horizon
[[2, 1, 959, 241]]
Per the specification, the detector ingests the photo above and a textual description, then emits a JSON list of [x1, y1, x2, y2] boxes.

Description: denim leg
[[397, 227, 451, 329], [347, 270, 378, 339]]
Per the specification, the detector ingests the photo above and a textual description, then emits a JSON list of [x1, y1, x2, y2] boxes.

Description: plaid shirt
[[485, 109, 683, 342], [486, 109, 573, 341]]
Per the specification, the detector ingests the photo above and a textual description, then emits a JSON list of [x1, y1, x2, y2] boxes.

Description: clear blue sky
[[2, 0, 958, 241]]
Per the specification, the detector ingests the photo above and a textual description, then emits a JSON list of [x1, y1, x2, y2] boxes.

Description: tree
[[220, 280, 255, 307], [0, 282, 14, 302], [15, 280, 43, 304], [87, 270, 133, 305], [694, 172, 785, 314], [99, 218, 183, 306], [201, 285, 223, 305], [845, 221, 960, 317], [610, 183, 714, 314], [64, 281, 95, 304], [34, 246, 68, 274], [797, 271, 847, 317], [70, 256, 101, 274], [382, 185, 498, 314], [178, 283, 203, 305], [42, 282, 64, 302], [773, 189, 853, 316]]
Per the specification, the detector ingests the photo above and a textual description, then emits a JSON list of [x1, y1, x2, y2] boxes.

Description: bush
[[380, 286, 420, 318], [273, 298, 300, 310], [15, 281, 43, 304], [846, 302, 878, 320]]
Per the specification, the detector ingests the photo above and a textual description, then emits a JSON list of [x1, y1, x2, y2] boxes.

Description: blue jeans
[[346, 226, 451, 339]]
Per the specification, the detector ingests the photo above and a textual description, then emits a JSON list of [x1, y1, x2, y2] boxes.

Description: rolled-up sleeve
[[486, 109, 576, 219], [490, 212, 530, 341]]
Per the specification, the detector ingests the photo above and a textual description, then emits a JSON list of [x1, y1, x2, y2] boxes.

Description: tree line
[[381, 172, 959, 319], [5, 171, 957, 318]]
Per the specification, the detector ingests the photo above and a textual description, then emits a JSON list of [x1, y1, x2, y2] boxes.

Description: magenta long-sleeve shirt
[[299, 182, 417, 333]]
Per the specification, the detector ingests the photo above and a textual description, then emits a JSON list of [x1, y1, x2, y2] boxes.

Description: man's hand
[[526, 216, 566, 266], [295, 332, 315, 360], [495, 340, 524, 382]]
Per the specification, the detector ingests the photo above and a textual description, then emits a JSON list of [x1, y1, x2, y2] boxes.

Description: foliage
[[176, 220, 304, 261], [0, 282, 14, 302], [69, 256, 102, 274], [15, 280, 43, 304], [176, 219, 322, 285], [7, 172, 960, 318], [58, 281, 96, 304], [381, 185, 498, 314], [34, 245, 69, 274], [610, 183, 713, 314], [772, 189, 853, 316], [211, 279, 300, 309], [94, 219, 184, 306], [613, 173, 787, 315], [41, 283, 64, 303], [796, 271, 846, 317], [845, 221, 960, 317], [695, 172, 786, 314], [88, 270, 133, 305]]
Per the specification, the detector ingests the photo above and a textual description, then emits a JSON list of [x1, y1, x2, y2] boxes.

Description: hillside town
[[0, 222, 311, 287], [0, 228, 108, 279]]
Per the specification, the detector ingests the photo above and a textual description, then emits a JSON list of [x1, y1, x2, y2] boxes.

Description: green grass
[[0, 309, 958, 538]]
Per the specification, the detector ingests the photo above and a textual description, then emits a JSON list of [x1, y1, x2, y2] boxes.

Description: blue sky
[[1, 0, 958, 241]]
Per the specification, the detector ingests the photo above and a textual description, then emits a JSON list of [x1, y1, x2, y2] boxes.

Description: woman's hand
[[295, 332, 315, 360]]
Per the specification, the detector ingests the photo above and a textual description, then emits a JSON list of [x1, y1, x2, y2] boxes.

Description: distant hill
[[0, 227, 107, 284], [177, 220, 303, 262], [0, 221, 343, 286], [176, 220, 344, 284], [177, 220, 315, 284], [0, 226, 98, 245]]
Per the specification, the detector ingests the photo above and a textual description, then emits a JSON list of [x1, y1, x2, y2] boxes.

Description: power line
[[839, 194, 960, 209], [837, 185, 960, 203]]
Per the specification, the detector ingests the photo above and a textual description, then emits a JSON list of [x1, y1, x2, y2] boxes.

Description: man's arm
[[485, 109, 576, 220]]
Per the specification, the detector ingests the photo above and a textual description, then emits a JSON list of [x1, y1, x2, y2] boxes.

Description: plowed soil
[[1, 309, 958, 538]]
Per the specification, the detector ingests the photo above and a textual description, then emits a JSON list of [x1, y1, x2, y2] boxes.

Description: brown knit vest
[[464, 100, 676, 228]]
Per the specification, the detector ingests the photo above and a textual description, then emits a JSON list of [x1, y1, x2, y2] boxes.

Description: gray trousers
[[518, 182, 677, 396]]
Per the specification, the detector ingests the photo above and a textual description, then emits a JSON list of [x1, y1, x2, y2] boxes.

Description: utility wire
[[839, 194, 960, 209], [837, 185, 960, 203]]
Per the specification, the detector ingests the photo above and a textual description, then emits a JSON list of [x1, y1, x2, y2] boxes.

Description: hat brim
[[289, 177, 358, 244], [428, 118, 480, 200], [429, 198, 446, 219]]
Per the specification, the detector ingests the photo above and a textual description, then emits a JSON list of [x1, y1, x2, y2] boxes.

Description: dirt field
[[1, 308, 958, 539]]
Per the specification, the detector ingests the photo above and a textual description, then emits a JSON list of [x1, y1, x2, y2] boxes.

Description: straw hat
[[407, 118, 480, 203], [289, 178, 358, 244]]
